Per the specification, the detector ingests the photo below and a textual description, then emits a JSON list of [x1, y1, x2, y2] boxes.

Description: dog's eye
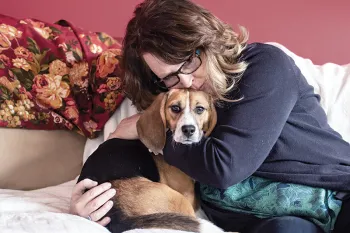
[[170, 105, 181, 113], [195, 106, 205, 114]]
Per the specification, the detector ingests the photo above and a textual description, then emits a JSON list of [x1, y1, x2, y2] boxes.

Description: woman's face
[[142, 52, 211, 92]]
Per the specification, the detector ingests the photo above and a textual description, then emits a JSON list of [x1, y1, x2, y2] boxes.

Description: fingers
[[96, 217, 111, 226], [85, 189, 116, 217], [70, 179, 98, 215], [70, 179, 116, 225], [72, 179, 98, 199], [79, 182, 113, 207], [70, 180, 114, 215], [89, 200, 114, 222]]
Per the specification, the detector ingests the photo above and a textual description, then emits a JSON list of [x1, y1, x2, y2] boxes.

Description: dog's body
[[78, 138, 199, 232], [78, 89, 220, 233]]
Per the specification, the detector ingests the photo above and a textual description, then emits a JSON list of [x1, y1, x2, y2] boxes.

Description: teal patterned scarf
[[200, 176, 342, 232]]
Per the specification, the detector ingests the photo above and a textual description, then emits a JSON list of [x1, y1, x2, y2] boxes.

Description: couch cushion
[[0, 128, 85, 190]]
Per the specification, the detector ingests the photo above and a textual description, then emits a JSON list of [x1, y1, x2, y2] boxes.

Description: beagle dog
[[136, 88, 217, 209], [78, 89, 223, 233]]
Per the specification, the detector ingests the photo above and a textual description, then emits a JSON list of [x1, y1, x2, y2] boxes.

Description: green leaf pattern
[[200, 176, 342, 232]]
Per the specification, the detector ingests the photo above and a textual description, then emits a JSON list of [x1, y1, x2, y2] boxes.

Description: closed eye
[[195, 106, 205, 114]]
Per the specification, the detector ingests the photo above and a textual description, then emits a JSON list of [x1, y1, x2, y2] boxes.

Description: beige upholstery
[[0, 128, 86, 190]]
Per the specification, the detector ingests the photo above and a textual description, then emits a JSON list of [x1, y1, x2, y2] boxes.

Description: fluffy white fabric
[[268, 42, 350, 143]]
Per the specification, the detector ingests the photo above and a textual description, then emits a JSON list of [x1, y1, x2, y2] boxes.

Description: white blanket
[[0, 212, 110, 233], [0, 179, 110, 233], [1, 42, 349, 233]]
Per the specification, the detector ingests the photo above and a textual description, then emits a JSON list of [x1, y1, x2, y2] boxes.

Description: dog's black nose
[[182, 125, 196, 138]]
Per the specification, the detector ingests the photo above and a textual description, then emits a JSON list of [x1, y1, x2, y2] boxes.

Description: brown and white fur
[[79, 89, 236, 233], [136, 89, 217, 211]]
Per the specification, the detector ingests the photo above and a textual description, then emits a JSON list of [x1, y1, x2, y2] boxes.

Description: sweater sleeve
[[163, 44, 300, 189]]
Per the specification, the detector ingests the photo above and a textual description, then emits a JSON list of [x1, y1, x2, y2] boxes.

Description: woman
[[69, 0, 350, 232]]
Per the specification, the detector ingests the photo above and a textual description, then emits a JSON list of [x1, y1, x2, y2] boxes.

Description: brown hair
[[122, 0, 248, 111]]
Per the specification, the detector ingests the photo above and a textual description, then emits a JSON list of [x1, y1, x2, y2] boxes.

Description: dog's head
[[136, 89, 217, 154]]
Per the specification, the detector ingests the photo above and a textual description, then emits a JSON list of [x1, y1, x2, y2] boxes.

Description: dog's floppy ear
[[204, 96, 217, 137], [137, 93, 167, 154]]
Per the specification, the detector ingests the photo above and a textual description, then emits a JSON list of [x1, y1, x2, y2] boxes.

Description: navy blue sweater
[[163, 43, 350, 191]]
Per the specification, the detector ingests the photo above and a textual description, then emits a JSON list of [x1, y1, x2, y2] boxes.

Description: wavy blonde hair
[[122, 0, 248, 111]]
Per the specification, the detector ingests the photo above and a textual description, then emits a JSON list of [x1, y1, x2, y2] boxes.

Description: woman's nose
[[178, 74, 193, 88]]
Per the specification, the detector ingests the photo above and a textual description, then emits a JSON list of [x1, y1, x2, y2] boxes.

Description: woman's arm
[[163, 44, 301, 189]]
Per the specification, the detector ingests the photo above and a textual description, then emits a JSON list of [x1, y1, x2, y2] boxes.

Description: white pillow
[[268, 42, 350, 143], [82, 98, 138, 164]]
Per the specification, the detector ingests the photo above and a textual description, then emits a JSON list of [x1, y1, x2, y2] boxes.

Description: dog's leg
[[153, 155, 199, 209]]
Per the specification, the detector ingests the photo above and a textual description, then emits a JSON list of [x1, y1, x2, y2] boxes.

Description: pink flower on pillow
[[96, 49, 121, 78], [12, 58, 31, 71], [0, 34, 11, 52], [0, 54, 10, 66], [0, 23, 22, 40], [83, 120, 98, 133], [19, 87, 33, 99], [24, 19, 52, 39], [106, 77, 122, 91], [32, 74, 70, 109], [49, 59, 69, 76], [14, 46, 34, 61], [97, 84, 108, 94], [69, 62, 89, 87], [64, 105, 79, 124]]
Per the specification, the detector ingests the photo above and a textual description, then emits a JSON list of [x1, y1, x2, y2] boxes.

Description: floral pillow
[[0, 14, 124, 138]]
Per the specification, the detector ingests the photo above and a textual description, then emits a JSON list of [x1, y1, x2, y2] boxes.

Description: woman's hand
[[108, 113, 141, 140], [69, 179, 116, 226]]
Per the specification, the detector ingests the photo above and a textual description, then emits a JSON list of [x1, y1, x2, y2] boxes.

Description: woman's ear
[[137, 93, 167, 154]]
